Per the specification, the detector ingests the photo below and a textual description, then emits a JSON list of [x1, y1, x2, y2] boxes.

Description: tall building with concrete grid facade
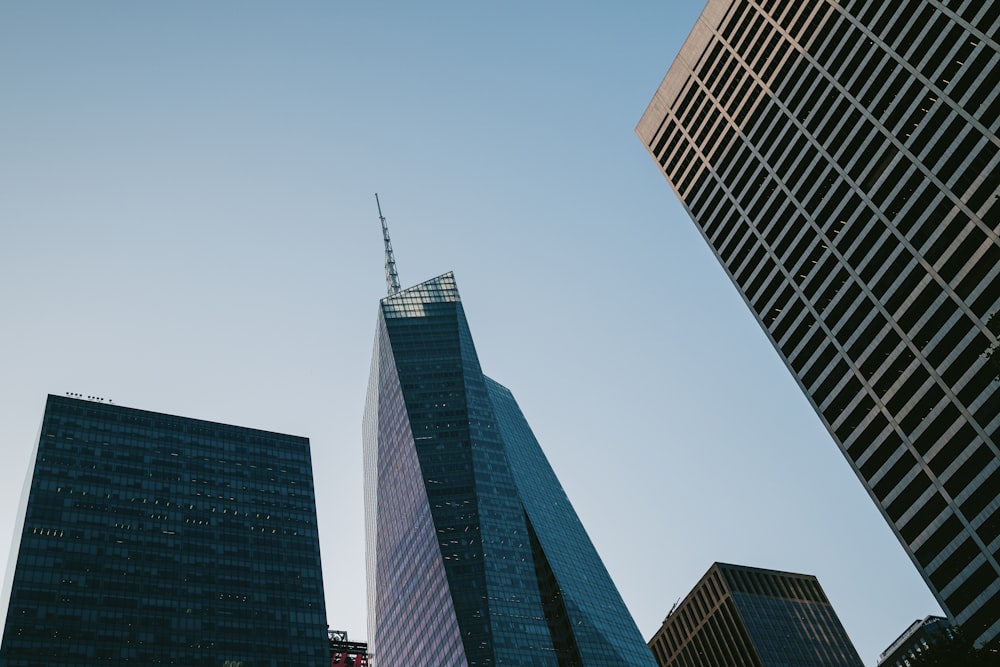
[[637, 0, 1000, 647], [648, 563, 863, 667]]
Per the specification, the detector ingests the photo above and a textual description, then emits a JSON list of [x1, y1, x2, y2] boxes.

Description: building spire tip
[[376, 193, 402, 296]]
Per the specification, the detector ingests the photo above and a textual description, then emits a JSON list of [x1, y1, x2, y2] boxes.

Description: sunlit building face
[[638, 0, 1000, 647]]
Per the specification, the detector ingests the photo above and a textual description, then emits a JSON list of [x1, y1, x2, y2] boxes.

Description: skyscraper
[[0, 394, 329, 666], [363, 271, 656, 665], [878, 615, 954, 667], [637, 0, 999, 646], [648, 562, 864, 667]]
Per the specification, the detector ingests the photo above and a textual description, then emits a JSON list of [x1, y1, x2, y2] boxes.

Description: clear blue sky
[[0, 2, 940, 664]]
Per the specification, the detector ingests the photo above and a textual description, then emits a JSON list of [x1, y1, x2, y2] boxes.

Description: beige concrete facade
[[639, 0, 1000, 647]]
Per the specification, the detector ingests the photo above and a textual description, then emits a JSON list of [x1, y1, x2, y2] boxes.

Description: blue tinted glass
[[364, 273, 656, 665]]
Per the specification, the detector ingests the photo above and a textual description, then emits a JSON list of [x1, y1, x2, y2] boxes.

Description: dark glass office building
[[648, 563, 864, 667], [363, 272, 656, 665], [637, 0, 1000, 645], [0, 395, 328, 666], [878, 615, 953, 667]]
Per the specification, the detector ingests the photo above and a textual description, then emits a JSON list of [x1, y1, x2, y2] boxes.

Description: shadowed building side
[[877, 615, 954, 667], [0, 395, 329, 666]]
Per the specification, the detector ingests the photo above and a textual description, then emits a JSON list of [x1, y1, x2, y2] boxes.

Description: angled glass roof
[[381, 271, 460, 318]]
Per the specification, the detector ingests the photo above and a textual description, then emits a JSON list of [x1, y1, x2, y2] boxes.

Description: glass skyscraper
[[637, 0, 999, 647], [648, 563, 864, 667], [363, 272, 656, 665], [0, 395, 329, 666]]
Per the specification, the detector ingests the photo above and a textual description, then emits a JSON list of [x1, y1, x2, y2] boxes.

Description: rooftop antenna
[[376, 193, 401, 295]]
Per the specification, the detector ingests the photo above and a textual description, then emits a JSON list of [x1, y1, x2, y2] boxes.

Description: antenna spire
[[376, 193, 401, 295]]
